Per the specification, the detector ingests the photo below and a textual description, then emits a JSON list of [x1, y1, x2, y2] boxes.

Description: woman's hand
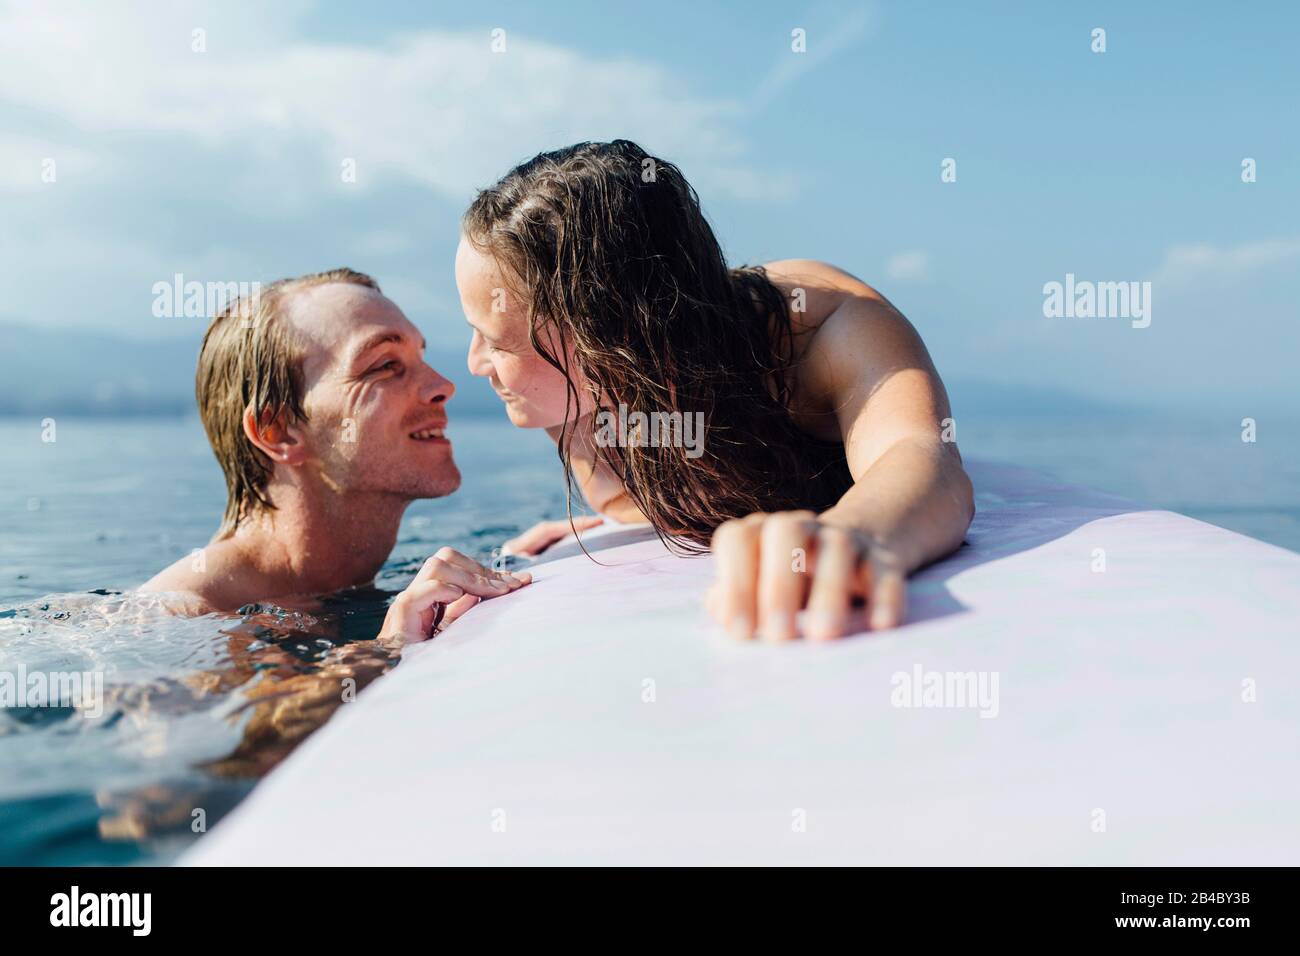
[[706, 511, 907, 641], [502, 515, 604, 557], [381, 547, 531, 646]]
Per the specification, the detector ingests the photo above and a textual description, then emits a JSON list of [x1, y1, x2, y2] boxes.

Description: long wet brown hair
[[463, 140, 840, 553]]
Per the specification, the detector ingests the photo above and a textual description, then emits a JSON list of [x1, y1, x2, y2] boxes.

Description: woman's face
[[455, 235, 593, 429]]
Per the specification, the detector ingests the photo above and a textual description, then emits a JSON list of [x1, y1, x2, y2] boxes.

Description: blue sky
[[2, 0, 1297, 415]]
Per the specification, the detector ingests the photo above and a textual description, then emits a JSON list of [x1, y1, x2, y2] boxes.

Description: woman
[[457, 140, 974, 641]]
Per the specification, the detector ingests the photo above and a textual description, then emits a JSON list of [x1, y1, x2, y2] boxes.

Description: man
[[141, 268, 527, 642]]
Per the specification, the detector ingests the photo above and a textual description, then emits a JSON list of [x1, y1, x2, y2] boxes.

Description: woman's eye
[[373, 360, 401, 374]]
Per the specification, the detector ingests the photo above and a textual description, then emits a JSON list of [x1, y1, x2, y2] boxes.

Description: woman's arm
[[545, 419, 648, 524], [708, 260, 975, 641], [495, 420, 643, 559]]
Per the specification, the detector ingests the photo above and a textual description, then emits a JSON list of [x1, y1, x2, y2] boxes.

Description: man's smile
[[409, 418, 449, 443]]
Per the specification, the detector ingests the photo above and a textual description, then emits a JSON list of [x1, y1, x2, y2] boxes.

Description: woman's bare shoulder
[[759, 259, 939, 424], [760, 259, 889, 332], [761, 258, 878, 292]]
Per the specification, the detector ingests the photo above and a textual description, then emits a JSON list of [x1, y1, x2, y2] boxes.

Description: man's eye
[[372, 360, 401, 374]]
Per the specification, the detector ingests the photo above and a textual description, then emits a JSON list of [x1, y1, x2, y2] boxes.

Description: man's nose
[[420, 363, 455, 403]]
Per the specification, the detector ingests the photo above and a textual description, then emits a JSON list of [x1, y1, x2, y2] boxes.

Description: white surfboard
[[183, 461, 1300, 865]]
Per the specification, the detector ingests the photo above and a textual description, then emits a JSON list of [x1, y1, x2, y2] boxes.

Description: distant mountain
[[0, 323, 197, 416], [0, 322, 503, 417], [943, 378, 1134, 419], [0, 321, 1135, 420]]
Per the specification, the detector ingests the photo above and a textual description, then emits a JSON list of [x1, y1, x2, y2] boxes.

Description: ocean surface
[[1, 412, 1296, 865]]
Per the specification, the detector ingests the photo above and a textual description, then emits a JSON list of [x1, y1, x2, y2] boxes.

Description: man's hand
[[381, 547, 531, 645], [706, 511, 907, 642], [502, 516, 604, 557]]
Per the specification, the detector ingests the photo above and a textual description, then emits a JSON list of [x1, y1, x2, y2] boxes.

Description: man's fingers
[[427, 547, 524, 588], [711, 515, 763, 640], [757, 512, 817, 642], [382, 580, 465, 644], [427, 558, 510, 597], [399, 579, 465, 611], [805, 525, 861, 641], [418, 554, 528, 596], [428, 546, 489, 573], [441, 592, 481, 627], [383, 545, 537, 647]]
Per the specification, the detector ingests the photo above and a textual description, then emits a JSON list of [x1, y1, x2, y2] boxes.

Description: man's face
[[283, 282, 460, 500]]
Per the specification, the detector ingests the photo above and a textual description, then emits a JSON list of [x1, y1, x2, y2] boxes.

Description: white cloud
[[0, 0, 794, 335], [0, 134, 100, 191], [1150, 238, 1300, 290], [751, 5, 875, 111], [0, 0, 777, 202], [884, 250, 929, 282]]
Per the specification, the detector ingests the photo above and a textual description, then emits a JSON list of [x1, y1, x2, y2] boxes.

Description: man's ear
[[243, 405, 307, 466]]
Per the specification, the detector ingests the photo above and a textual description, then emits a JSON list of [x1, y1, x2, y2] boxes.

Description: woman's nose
[[467, 329, 492, 377]]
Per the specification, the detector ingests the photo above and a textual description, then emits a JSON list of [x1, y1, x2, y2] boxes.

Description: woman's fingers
[[502, 517, 603, 556], [757, 512, 818, 641], [709, 513, 905, 642], [805, 524, 862, 641], [868, 556, 907, 630], [710, 515, 763, 640], [500, 525, 544, 556]]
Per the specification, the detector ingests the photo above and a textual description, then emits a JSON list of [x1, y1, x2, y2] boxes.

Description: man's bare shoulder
[[138, 540, 252, 614]]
